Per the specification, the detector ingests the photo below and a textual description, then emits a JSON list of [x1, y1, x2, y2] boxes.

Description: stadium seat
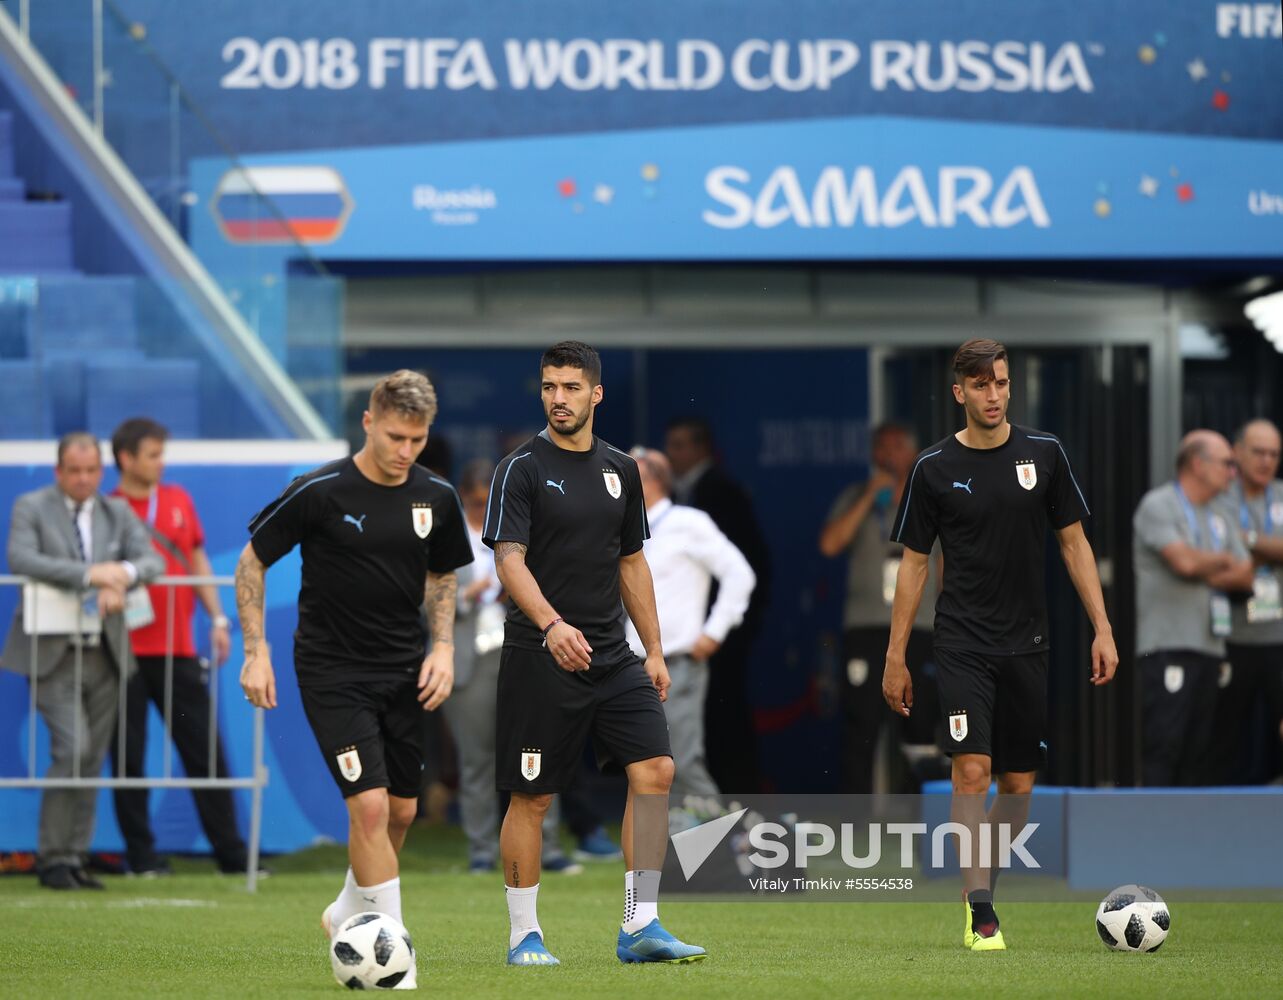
[[36, 276, 139, 353], [0, 360, 54, 437], [0, 109, 14, 179], [85, 358, 201, 437], [0, 202, 74, 273]]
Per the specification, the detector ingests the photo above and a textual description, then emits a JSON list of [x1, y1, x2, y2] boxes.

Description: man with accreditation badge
[[1215, 420, 1283, 783]]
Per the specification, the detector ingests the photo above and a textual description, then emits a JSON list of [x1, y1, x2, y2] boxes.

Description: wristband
[[212, 615, 230, 629], [540, 617, 564, 647]]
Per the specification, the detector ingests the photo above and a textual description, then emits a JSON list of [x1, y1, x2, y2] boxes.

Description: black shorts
[[496, 644, 671, 794], [933, 647, 1048, 774], [299, 677, 424, 799]]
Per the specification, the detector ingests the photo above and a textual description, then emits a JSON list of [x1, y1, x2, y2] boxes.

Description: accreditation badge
[[1210, 593, 1232, 637], [1246, 570, 1283, 624]]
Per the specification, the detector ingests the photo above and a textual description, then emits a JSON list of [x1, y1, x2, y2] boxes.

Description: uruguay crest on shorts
[[337, 748, 362, 782], [412, 503, 433, 539], [521, 749, 542, 781], [1015, 461, 1037, 491], [603, 470, 622, 499], [948, 712, 968, 742]]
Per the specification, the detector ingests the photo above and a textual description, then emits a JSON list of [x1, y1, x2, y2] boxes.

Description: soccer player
[[882, 339, 1119, 951], [236, 371, 473, 987], [484, 340, 705, 966]]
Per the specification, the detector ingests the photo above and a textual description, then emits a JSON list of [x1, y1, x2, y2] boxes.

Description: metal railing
[[0, 574, 268, 891]]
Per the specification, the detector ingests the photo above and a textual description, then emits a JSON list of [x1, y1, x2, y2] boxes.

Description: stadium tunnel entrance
[[334, 263, 1277, 793]]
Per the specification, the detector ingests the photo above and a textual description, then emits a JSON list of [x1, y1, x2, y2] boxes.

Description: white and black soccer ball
[[330, 911, 415, 989], [1095, 884, 1170, 953]]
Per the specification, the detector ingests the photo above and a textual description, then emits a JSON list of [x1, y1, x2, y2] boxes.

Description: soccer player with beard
[[882, 339, 1119, 951], [484, 341, 705, 966]]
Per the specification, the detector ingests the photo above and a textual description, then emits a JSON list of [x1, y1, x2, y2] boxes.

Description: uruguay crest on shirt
[[412, 503, 433, 539], [1015, 461, 1038, 490]]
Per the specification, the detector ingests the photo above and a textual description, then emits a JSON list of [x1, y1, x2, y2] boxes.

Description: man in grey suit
[[3, 433, 163, 889]]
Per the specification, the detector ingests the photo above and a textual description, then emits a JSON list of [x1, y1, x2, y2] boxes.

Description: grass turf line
[[0, 827, 1280, 998]]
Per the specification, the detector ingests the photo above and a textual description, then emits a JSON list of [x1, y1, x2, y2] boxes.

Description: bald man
[[624, 447, 756, 805], [1133, 430, 1255, 785], [1214, 420, 1283, 782]]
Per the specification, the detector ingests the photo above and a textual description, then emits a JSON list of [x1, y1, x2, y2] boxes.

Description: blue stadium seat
[[0, 279, 34, 358], [0, 110, 13, 179], [36, 276, 138, 353], [0, 361, 55, 437], [85, 358, 200, 437], [0, 177, 23, 201], [0, 202, 74, 273]]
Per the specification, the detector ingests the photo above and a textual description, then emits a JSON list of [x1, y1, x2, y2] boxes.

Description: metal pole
[[116, 631, 127, 778], [208, 593, 219, 779], [163, 584, 175, 781], [169, 82, 181, 227], [71, 601, 85, 781], [91, 0, 103, 135], [27, 583, 38, 780], [247, 707, 265, 893]]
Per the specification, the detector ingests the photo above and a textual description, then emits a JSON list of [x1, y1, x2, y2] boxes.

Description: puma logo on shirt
[[952, 479, 973, 494], [545, 479, 566, 495], [343, 513, 367, 532]]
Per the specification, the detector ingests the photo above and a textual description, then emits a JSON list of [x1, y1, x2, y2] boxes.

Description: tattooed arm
[[235, 543, 277, 709], [424, 571, 458, 648], [417, 570, 459, 710], [494, 541, 592, 672]]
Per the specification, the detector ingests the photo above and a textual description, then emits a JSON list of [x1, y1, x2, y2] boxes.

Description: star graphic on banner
[[593, 184, 614, 205], [1139, 175, 1159, 197], [1187, 58, 1208, 82]]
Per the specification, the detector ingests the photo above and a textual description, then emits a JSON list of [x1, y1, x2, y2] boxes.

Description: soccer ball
[[330, 911, 416, 989], [1095, 884, 1170, 953]]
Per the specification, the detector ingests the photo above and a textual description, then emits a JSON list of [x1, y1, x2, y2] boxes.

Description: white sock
[[354, 876, 403, 925], [622, 870, 660, 933], [506, 884, 542, 950], [328, 867, 361, 931]]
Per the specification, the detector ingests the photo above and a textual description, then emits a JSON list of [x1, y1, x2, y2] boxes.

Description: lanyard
[[146, 487, 158, 526], [1236, 482, 1275, 536], [1173, 482, 1221, 552], [649, 504, 674, 534]]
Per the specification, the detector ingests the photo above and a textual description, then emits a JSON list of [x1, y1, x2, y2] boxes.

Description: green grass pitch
[[2, 825, 1281, 998]]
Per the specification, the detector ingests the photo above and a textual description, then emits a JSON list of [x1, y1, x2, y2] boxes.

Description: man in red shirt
[[109, 418, 251, 875]]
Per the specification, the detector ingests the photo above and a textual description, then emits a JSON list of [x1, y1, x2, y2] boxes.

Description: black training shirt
[[483, 431, 649, 659], [248, 458, 474, 685], [891, 424, 1090, 656]]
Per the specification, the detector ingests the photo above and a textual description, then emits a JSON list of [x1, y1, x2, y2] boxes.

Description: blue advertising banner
[[95, 0, 1283, 259], [109, 0, 1283, 147], [191, 116, 1283, 263]]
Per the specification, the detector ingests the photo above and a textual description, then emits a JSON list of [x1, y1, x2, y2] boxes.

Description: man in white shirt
[[625, 447, 756, 800]]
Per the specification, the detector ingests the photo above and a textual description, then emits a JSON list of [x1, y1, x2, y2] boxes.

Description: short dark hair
[[666, 416, 715, 451], [57, 431, 100, 467], [111, 417, 168, 468], [540, 340, 601, 386], [952, 338, 1008, 383], [872, 421, 914, 448]]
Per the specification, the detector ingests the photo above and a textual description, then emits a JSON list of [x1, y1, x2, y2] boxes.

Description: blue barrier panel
[[1065, 788, 1283, 891]]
